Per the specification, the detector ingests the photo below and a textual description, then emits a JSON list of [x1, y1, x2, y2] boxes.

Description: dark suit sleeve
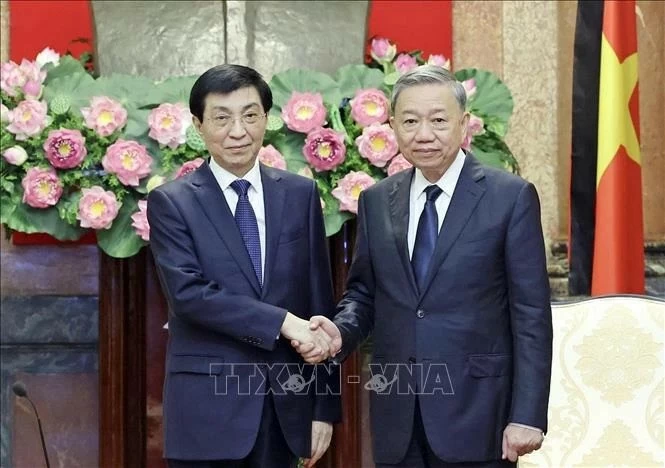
[[332, 192, 376, 363], [147, 188, 287, 351], [306, 182, 342, 423], [504, 183, 553, 432]]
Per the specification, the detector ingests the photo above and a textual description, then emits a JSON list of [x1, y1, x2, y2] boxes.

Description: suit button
[[416, 309, 425, 319]]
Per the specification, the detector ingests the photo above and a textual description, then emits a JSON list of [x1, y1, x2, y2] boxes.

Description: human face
[[193, 87, 267, 177], [390, 84, 469, 182]]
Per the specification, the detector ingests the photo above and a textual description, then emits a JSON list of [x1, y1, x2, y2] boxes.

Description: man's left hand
[[303, 420, 333, 467], [501, 424, 544, 462]]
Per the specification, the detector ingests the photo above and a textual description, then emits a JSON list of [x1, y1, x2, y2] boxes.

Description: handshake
[[281, 313, 342, 363]]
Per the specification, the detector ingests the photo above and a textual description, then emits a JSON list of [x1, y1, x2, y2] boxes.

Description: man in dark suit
[[148, 64, 341, 468], [294, 65, 552, 467]]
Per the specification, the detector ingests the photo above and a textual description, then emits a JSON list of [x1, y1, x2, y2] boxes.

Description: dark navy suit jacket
[[333, 154, 553, 464], [148, 162, 341, 460]]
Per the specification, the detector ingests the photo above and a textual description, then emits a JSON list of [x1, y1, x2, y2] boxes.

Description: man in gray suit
[[293, 65, 552, 467]]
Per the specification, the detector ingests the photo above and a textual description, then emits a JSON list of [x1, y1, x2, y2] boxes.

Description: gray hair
[[391, 65, 467, 113]]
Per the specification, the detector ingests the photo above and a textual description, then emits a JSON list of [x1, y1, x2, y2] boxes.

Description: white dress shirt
[[208, 157, 266, 277], [407, 150, 466, 259]]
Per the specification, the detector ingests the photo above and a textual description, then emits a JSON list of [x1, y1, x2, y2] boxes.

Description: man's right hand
[[281, 313, 333, 362], [291, 316, 342, 363]]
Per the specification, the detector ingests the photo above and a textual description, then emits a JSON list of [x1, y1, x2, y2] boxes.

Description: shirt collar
[[412, 149, 466, 200], [209, 156, 263, 194]]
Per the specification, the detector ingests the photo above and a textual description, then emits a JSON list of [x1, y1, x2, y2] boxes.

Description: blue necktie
[[412, 185, 443, 292], [230, 179, 262, 286]]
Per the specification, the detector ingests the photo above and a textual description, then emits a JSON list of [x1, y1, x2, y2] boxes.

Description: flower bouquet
[[1, 38, 517, 258]]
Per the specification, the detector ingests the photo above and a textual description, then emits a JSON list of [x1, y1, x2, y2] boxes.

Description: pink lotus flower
[[258, 144, 286, 170], [43, 129, 87, 169], [81, 96, 128, 137], [35, 47, 60, 68], [77, 186, 121, 230], [355, 124, 399, 168], [303, 127, 346, 172], [350, 89, 390, 127], [462, 114, 485, 151], [22, 80, 42, 99], [21, 167, 63, 208], [331, 171, 376, 214], [148, 103, 191, 149], [20, 59, 47, 99], [298, 167, 314, 179], [1, 103, 10, 124], [6, 99, 48, 141], [131, 200, 150, 241], [395, 54, 418, 75], [427, 54, 451, 70], [387, 153, 413, 176], [1, 61, 25, 97], [3, 146, 28, 166], [174, 157, 205, 178], [102, 140, 153, 186], [1, 59, 46, 98], [462, 79, 477, 99], [370, 37, 397, 63], [281, 92, 327, 133]]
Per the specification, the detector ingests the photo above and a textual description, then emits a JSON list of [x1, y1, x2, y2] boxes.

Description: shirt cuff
[[509, 422, 543, 434]]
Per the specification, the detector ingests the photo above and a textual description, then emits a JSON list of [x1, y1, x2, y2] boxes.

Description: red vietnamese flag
[[592, 0, 644, 294]]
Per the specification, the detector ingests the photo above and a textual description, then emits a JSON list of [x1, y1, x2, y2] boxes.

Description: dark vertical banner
[[569, 0, 644, 296], [366, 0, 453, 62], [569, 0, 604, 296]]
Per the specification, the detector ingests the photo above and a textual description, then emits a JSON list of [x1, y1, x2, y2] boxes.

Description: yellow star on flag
[[596, 34, 640, 187]]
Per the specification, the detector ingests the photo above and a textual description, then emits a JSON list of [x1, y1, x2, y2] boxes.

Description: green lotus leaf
[[334, 64, 386, 99], [270, 69, 341, 112], [455, 69, 513, 137], [96, 195, 146, 258]]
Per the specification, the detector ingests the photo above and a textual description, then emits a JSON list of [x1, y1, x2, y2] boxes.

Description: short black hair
[[189, 64, 273, 121]]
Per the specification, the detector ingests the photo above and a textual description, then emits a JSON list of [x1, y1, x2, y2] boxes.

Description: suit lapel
[[419, 154, 486, 298], [192, 163, 261, 295], [260, 165, 286, 298], [389, 168, 419, 297]]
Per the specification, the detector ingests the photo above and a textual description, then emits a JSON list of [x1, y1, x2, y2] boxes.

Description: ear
[[193, 115, 202, 132], [460, 111, 470, 134], [389, 115, 395, 130]]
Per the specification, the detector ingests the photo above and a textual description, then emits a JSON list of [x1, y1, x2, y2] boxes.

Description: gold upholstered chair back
[[520, 295, 664, 467]]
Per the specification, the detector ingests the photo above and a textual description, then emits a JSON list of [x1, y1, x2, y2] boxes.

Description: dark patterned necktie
[[412, 185, 443, 292], [230, 179, 262, 286]]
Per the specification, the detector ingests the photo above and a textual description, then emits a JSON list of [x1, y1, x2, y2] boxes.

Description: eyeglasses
[[206, 112, 267, 130]]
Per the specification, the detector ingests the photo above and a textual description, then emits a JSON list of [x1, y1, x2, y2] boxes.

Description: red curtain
[[366, 0, 453, 63]]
